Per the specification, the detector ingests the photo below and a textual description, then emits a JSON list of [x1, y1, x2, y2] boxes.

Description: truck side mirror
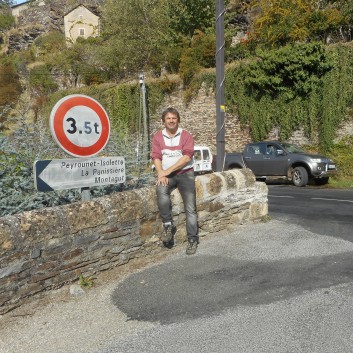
[[276, 149, 284, 156]]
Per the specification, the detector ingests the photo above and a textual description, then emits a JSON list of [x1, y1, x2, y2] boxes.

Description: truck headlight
[[311, 158, 322, 163]]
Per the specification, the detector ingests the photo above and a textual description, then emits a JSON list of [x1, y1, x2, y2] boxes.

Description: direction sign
[[34, 157, 125, 192], [50, 95, 110, 157]]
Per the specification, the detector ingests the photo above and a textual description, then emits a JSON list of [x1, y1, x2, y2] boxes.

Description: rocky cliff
[[8, 0, 103, 53]]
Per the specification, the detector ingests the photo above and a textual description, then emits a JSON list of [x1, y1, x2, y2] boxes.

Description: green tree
[[29, 65, 58, 95], [0, 61, 22, 109], [244, 42, 333, 99], [0, 0, 15, 46], [168, 0, 215, 38], [101, 0, 219, 77], [0, 1, 14, 8], [34, 31, 66, 54], [101, 0, 170, 76], [179, 30, 216, 85], [248, 0, 346, 47]]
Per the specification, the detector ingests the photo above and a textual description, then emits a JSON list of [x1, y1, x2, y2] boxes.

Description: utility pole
[[139, 73, 149, 165], [215, 0, 225, 172]]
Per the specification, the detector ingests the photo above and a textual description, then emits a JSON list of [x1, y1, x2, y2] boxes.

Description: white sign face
[[63, 106, 102, 147], [50, 95, 111, 157], [34, 157, 125, 191]]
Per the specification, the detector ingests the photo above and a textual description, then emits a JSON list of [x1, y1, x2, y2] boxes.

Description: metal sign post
[[139, 73, 149, 166]]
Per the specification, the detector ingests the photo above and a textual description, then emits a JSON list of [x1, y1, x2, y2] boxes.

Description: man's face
[[163, 112, 179, 132]]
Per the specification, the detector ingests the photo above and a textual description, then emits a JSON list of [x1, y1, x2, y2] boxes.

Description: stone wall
[[0, 169, 268, 314]]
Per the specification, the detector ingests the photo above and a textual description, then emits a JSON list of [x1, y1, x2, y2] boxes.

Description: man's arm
[[157, 155, 191, 179]]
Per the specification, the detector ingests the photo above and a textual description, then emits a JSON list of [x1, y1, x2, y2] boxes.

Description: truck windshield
[[281, 143, 305, 153]]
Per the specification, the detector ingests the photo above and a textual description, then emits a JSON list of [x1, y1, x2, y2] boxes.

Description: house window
[[79, 28, 85, 36]]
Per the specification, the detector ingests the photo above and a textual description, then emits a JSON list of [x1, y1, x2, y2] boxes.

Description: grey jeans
[[156, 170, 198, 241]]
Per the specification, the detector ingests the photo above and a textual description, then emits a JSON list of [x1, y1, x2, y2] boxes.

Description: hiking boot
[[186, 239, 198, 255], [161, 224, 175, 243]]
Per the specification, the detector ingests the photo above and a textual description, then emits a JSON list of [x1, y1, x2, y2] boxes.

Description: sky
[[14, 0, 28, 4]]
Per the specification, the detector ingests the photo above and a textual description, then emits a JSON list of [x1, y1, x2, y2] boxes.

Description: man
[[151, 107, 199, 255]]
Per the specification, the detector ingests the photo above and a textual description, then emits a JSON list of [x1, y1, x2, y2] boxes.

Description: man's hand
[[156, 176, 168, 186], [157, 170, 169, 179]]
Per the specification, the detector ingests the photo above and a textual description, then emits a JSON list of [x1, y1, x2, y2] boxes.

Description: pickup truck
[[216, 141, 337, 187]]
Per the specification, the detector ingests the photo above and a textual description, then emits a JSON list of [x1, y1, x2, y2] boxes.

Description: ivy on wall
[[183, 42, 353, 153], [225, 42, 353, 152]]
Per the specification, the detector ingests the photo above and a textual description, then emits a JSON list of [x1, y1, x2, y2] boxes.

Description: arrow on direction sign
[[35, 160, 54, 191], [34, 157, 126, 192]]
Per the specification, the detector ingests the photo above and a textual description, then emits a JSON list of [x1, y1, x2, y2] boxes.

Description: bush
[[179, 30, 216, 85], [29, 65, 58, 95], [328, 136, 353, 177], [0, 116, 155, 217]]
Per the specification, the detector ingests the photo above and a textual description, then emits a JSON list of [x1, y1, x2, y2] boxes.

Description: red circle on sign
[[50, 95, 110, 157]]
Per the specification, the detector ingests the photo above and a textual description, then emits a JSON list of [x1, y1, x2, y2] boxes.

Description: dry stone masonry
[[0, 170, 268, 314], [151, 84, 252, 154]]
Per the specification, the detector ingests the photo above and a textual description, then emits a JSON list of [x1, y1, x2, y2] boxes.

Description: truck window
[[194, 150, 201, 161], [248, 145, 262, 155], [203, 150, 210, 161], [266, 145, 275, 155]]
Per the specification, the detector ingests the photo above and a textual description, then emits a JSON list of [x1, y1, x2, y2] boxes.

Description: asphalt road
[[268, 184, 353, 242], [98, 186, 353, 353]]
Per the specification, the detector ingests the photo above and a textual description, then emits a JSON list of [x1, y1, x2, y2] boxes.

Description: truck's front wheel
[[292, 167, 308, 187]]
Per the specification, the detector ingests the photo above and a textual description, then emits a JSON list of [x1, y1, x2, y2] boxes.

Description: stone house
[[64, 4, 100, 43]]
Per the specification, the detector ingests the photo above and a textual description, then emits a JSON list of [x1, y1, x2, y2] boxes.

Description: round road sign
[[50, 94, 110, 157]]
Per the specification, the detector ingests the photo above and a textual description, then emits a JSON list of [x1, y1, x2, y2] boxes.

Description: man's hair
[[161, 107, 180, 122]]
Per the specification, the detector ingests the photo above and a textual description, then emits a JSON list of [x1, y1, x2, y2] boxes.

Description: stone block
[[221, 171, 238, 189], [242, 168, 256, 187], [0, 222, 12, 244], [110, 246, 125, 254], [108, 190, 144, 222], [140, 219, 158, 240], [63, 248, 84, 261], [249, 202, 268, 220], [133, 188, 159, 218], [42, 239, 73, 257], [73, 232, 100, 245], [0, 217, 20, 256], [195, 178, 204, 200], [33, 261, 56, 274], [16, 282, 42, 298], [63, 201, 106, 234], [101, 222, 140, 241], [31, 271, 60, 283], [206, 173, 224, 195], [19, 208, 65, 240], [208, 201, 225, 212]]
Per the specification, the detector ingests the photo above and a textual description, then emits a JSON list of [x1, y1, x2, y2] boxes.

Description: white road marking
[[312, 197, 353, 203], [268, 195, 294, 198]]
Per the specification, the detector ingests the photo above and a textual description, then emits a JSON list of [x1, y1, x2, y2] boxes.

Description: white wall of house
[[11, 1, 45, 17], [64, 5, 100, 43], [11, 3, 29, 17]]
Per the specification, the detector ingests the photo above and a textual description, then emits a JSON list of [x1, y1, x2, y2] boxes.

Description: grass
[[327, 176, 353, 189], [78, 274, 94, 289]]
